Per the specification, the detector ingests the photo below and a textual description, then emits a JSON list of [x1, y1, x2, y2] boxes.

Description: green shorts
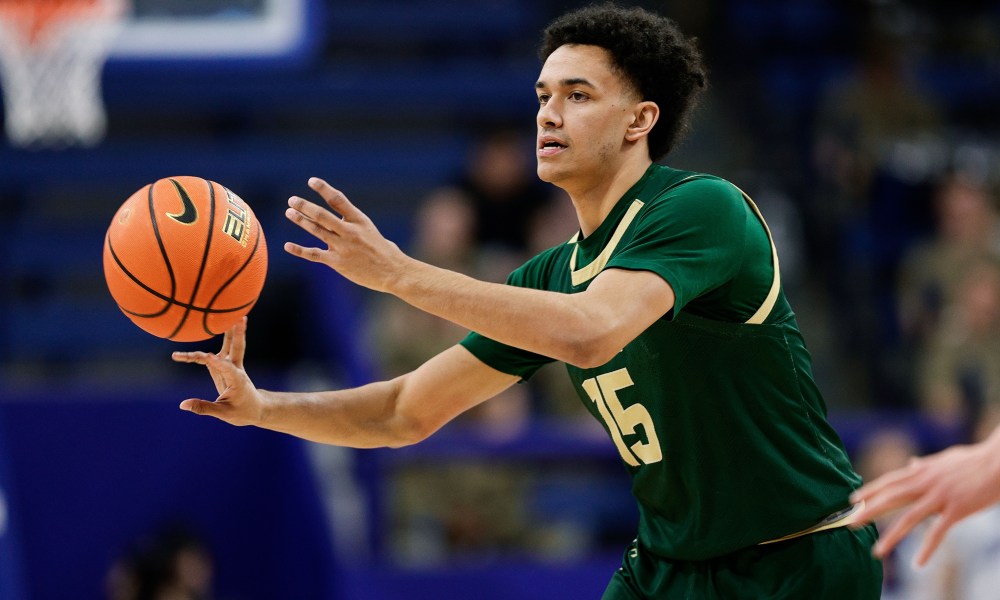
[[603, 525, 882, 599]]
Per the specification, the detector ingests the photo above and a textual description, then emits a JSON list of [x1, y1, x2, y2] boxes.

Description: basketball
[[103, 176, 268, 342]]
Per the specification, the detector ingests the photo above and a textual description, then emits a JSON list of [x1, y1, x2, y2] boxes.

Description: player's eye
[[569, 91, 588, 102], [537, 93, 550, 105]]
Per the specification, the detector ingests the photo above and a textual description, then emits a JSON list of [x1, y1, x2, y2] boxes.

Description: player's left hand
[[284, 177, 411, 292]]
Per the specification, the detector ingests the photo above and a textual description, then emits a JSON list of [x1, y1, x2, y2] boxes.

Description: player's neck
[[569, 157, 652, 238]]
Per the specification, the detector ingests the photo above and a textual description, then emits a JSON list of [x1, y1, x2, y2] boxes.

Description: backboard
[[110, 0, 318, 63]]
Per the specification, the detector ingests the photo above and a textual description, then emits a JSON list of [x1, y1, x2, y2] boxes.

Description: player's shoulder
[[646, 166, 743, 204], [640, 166, 746, 220]]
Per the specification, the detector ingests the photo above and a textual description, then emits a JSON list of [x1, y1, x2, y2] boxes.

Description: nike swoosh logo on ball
[[166, 179, 198, 224]]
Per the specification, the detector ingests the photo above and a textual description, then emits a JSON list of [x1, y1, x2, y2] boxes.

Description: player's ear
[[624, 101, 659, 143]]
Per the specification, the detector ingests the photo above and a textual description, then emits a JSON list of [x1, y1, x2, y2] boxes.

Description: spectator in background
[[368, 190, 479, 378], [105, 526, 213, 600], [813, 29, 942, 219], [898, 174, 1000, 349], [367, 174, 535, 566], [812, 26, 945, 408], [366, 186, 532, 432], [447, 125, 557, 258], [917, 258, 1000, 437]]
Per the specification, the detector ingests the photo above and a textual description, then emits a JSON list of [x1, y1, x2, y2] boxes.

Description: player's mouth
[[538, 136, 567, 157]]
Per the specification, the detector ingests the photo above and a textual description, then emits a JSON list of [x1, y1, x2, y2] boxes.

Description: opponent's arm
[[172, 318, 519, 448], [850, 426, 1000, 565], [284, 178, 675, 369]]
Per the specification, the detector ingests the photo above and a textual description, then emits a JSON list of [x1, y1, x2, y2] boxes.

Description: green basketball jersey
[[460, 164, 861, 560]]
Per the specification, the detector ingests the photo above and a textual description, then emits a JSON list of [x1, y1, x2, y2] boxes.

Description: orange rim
[[0, 0, 119, 46]]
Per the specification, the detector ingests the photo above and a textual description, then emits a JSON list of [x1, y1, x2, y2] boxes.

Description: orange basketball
[[103, 176, 268, 342]]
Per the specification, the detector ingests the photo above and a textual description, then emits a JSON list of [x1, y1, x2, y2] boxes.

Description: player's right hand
[[172, 316, 266, 427]]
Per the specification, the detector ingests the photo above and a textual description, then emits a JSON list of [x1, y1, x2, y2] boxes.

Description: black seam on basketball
[[121, 298, 256, 316], [166, 178, 215, 339], [106, 233, 172, 318], [201, 221, 262, 337], [147, 183, 177, 302], [108, 234, 254, 315]]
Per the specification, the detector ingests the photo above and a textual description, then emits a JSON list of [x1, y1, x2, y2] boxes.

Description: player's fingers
[[851, 467, 929, 525], [286, 203, 341, 242], [283, 242, 328, 263], [172, 351, 215, 365], [872, 496, 939, 558], [287, 195, 346, 233], [230, 316, 247, 368], [171, 350, 224, 390], [199, 352, 237, 391], [851, 461, 922, 503], [308, 177, 366, 223], [219, 323, 233, 359], [851, 490, 914, 526], [179, 398, 227, 419], [172, 350, 237, 371], [914, 514, 955, 566]]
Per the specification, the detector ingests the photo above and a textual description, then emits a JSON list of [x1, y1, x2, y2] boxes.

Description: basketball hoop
[[0, 0, 128, 149]]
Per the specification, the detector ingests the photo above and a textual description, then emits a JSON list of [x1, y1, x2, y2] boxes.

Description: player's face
[[535, 44, 639, 187]]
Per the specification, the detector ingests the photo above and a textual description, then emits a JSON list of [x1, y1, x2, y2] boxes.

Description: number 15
[[581, 368, 663, 466]]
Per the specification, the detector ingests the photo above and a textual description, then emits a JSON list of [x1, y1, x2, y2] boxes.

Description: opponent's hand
[[284, 177, 410, 293], [850, 440, 1000, 565], [171, 317, 265, 427]]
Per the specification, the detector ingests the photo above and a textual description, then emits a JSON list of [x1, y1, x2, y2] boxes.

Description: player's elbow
[[556, 299, 626, 369], [566, 345, 619, 370], [385, 413, 439, 448], [562, 329, 621, 370], [382, 376, 444, 448]]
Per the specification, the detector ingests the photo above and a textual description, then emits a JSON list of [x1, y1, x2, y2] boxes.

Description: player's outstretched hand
[[283, 177, 409, 293], [850, 437, 1000, 566], [171, 317, 265, 427]]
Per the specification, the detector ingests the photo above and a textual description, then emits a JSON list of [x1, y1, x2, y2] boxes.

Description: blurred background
[[0, 0, 999, 598]]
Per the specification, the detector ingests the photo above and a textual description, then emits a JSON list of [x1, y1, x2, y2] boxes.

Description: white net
[[0, 0, 128, 149]]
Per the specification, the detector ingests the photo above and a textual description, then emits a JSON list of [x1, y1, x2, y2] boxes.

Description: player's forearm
[[256, 378, 422, 449], [388, 257, 608, 367]]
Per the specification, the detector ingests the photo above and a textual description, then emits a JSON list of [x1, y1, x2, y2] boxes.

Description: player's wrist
[[255, 389, 274, 427], [383, 254, 426, 297]]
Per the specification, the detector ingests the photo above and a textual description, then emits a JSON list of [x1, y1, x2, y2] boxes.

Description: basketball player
[[174, 4, 882, 597]]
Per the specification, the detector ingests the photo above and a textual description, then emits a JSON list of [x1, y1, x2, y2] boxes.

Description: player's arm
[[850, 425, 1000, 565], [172, 318, 520, 448], [284, 178, 675, 369]]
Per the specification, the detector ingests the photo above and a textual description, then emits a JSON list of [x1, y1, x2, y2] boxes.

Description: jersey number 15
[[581, 368, 663, 466]]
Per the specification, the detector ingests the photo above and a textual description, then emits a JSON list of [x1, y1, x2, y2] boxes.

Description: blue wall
[[0, 390, 338, 600]]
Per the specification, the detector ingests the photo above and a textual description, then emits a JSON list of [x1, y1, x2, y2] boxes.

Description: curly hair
[[539, 3, 708, 161]]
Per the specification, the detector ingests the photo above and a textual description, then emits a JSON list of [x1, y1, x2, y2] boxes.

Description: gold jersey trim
[[737, 189, 781, 325], [758, 501, 865, 545], [565, 179, 781, 324], [568, 199, 645, 287]]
